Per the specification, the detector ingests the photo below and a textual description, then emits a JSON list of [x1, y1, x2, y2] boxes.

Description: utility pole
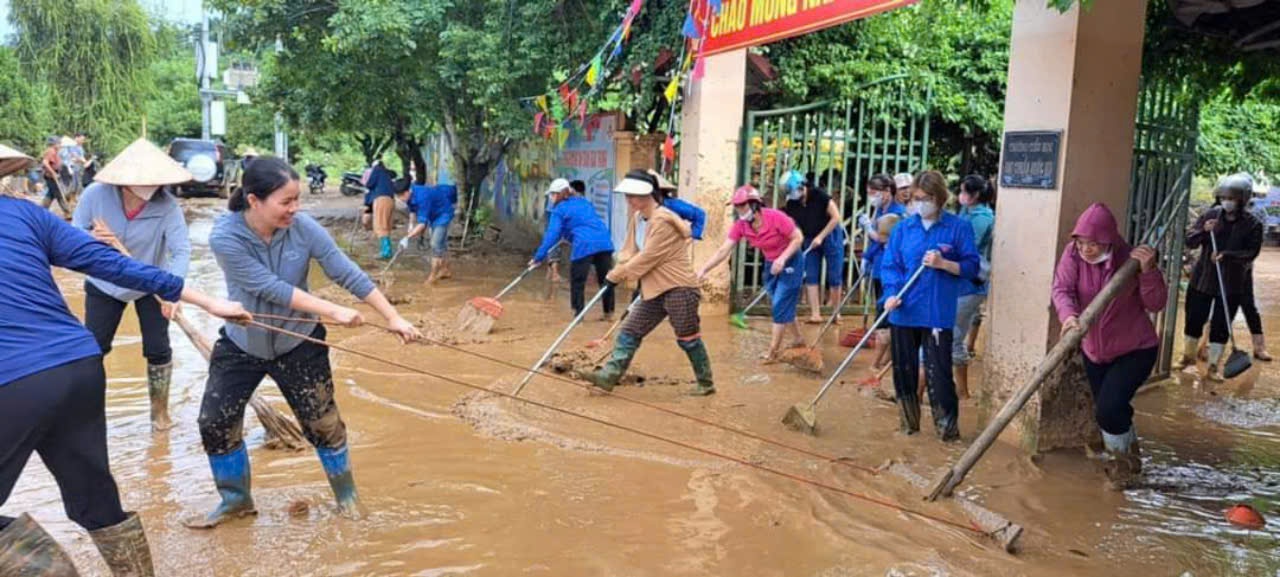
[[199, 9, 212, 140], [273, 36, 288, 159]]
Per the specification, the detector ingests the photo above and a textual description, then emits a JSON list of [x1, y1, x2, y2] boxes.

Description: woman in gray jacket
[[72, 138, 193, 432], [186, 156, 422, 529]]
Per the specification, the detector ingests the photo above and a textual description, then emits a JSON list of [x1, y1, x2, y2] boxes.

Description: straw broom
[[94, 218, 308, 451]]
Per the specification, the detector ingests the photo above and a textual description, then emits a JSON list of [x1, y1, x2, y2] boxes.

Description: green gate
[[1126, 79, 1199, 378], [733, 74, 933, 312]]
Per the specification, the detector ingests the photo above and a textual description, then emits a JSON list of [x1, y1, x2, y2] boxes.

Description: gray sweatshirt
[[210, 211, 375, 360], [71, 183, 191, 302]]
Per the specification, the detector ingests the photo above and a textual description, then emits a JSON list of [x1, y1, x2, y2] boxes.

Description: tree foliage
[[0, 46, 53, 150], [9, 0, 155, 151], [1197, 89, 1280, 179]]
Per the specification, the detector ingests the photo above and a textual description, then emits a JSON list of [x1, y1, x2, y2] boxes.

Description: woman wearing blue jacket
[[861, 174, 906, 370], [398, 182, 457, 283], [362, 161, 398, 259], [647, 169, 707, 240], [881, 170, 980, 441], [188, 157, 422, 530], [0, 145, 249, 576], [531, 178, 617, 318], [952, 175, 995, 399]]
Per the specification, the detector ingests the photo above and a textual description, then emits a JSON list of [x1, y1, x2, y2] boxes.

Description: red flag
[[628, 0, 643, 15], [567, 89, 580, 114], [533, 112, 544, 134], [558, 84, 571, 103], [578, 102, 587, 126], [662, 135, 676, 161]]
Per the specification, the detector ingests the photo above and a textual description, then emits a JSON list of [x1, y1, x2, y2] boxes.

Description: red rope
[[252, 313, 880, 475], [246, 318, 984, 535]]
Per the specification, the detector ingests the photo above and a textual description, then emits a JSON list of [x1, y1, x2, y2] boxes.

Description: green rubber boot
[[678, 338, 716, 396], [0, 514, 80, 577], [586, 333, 640, 392], [89, 512, 154, 577]]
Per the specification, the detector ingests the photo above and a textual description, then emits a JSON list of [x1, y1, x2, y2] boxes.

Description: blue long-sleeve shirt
[[956, 203, 995, 297], [864, 201, 907, 278], [363, 165, 396, 203], [210, 211, 375, 360], [663, 197, 706, 240], [1, 197, 184, 386], [408, 184, 456, 228], [72, 183, 191, 302], [533, 196, 615, 262], [879, 212, 980, 329]]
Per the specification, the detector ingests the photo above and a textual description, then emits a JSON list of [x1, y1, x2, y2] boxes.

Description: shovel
[[1209, 230, 1252, 379], [782, 264, 926, 435], [457, 262, 541, 335], [782, 258, 870, 372], [512, 284, 613, 396]]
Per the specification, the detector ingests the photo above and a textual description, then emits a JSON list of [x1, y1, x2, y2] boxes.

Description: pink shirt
[[729, 208, 796, 261]]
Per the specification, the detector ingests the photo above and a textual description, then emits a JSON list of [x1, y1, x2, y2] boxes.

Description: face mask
[[913, 200, 938, 219], [1081, 251, 1111, 265], [736, 208, 755, 222], [868, 195, 883, 209], [1221, 200, 1238, 213], [126, 185, 160, 201], [786, 189, 803, 201]]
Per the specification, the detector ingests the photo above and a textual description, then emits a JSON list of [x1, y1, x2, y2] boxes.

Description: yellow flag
[[536, 95, 549, 112], [664, 76, 680, 103], [586, 56, 601, 87]]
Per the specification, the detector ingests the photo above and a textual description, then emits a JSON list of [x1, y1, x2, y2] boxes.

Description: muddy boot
[[678, 338, 715, 396], [0, 514, 80, 577], [317, 444, 364, 517], [146, 363, 172, 432], [1206, 343, 1225, 383], [1101, 429, 1141, 490], [378, 236, 393, 260], [1253, 334, 1273, 362], [183, 446, 256, 529], [89, 513, 153, 577], [586, 332, 639, 392]]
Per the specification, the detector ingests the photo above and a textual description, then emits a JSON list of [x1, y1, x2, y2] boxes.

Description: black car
[[166, 138, 233, 198]]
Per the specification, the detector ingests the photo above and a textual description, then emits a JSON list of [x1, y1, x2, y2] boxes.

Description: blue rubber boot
[[183, 446, 256, 529], [378, 236, 393, 260], [317, 444, 364, 517]]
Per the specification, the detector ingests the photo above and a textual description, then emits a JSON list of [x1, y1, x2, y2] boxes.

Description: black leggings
[[1184, 288, 1241, 345], [84, 281, 173, 366], [1242, 286, 1264, 336], [890, 326, 958, 439], [570, 250, 615, 315], [198, 325, 346, 455], [0, 356, 126, 531], [1082, 347, 1158, 435]]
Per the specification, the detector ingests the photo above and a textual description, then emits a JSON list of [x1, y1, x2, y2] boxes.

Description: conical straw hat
[[0, 143, 34, 180], [94, 138, 193, 187]]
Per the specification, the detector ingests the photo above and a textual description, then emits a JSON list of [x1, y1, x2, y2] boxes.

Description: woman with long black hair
[[187, 156, 422, 529]]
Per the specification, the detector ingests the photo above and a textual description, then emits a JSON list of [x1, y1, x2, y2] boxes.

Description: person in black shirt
[[779, 170, 846, 324]]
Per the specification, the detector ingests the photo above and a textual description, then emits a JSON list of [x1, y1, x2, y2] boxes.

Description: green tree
[[9, 0, 155, 152], [1197, 89, 1280, 179], [144, 23, 202, 145], [0, 46, 53, 151]]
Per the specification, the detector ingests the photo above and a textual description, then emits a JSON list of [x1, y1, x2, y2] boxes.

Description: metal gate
[[1126, 79, 1200, 378], [733, 74, 933, 311]]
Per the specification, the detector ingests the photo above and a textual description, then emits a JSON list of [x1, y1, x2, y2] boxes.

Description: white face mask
[[913, 200, 938, 219], [736, 208, 755, 222], [126, 185, 160, 201], [1081, 251, 1111, 265], [1221, 200, 1238, 213], [786, 189, 803, 201], [868, 194, 883, 209]]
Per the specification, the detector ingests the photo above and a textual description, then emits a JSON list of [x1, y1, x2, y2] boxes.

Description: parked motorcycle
[[339, 171, 367, 197], [305, 164, 327, 195]]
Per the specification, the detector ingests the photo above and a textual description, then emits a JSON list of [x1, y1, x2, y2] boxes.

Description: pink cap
[[728, 185, 762, 206]]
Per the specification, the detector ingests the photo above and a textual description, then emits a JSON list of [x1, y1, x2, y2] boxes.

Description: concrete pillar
[[678, 49, 747, 312], [983, 0, 1147, 452]]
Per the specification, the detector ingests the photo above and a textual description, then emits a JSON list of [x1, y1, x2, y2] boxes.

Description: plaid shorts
[[621, 287, 701, 339]]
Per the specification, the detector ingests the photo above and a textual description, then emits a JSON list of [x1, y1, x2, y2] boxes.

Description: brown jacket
[[607, 206, 699, 300]]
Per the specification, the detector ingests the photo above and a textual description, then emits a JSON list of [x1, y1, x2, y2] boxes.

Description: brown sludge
[[8, 196, 1278, 576]]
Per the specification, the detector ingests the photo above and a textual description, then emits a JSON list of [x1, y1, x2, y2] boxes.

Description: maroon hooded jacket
[[1051, 203, 1168, 364]]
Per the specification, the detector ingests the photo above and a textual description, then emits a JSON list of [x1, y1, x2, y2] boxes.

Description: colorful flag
[[586, 56, 601, 86], [708, 0, 721, 13], [533, 112, 544, 135], [664, 76, 680, 103], [682, 13, 700, 39], [628, 0, 643, 16], [536, 95, 548, 113], [662, 135, 676, 161]]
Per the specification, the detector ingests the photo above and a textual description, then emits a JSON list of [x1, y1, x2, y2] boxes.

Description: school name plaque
[[999, 131, 1062, 190]]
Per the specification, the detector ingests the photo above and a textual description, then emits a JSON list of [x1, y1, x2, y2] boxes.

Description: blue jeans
[[952, 293, 986, 366], [763, 253, 803, 324], [802, 227, 846, 287], [429, 223, 449, 257]]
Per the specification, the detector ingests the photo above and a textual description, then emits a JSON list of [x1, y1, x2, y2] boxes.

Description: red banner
[[701, 0, 919, 56]]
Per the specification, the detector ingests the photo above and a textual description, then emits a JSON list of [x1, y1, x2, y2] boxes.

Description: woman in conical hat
[[71, 137, 195, 432], [0, 140, 250, 577]]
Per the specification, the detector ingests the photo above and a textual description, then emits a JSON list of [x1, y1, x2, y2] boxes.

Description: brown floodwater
[[6, 196, 1279, 576]]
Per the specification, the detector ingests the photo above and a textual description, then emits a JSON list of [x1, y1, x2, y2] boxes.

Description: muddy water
[[5, 196, 1278, 576]]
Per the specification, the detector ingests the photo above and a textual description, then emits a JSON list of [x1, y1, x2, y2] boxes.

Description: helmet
[[729, 185, 762, 206], [1215, 172, 1254, 200], [777, 170, 805, 194]]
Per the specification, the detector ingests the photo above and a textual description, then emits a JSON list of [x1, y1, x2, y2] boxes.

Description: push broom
[[456, 262, 541, 335], [1209, 228, 1253, 379], [93, 218, 308, 450], [782, 263, 927, 435], [780, 264, 871, 373]]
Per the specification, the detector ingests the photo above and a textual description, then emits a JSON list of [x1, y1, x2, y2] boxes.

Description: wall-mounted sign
[[702, 0, 919, 57], [999, 131, 1061, 190]]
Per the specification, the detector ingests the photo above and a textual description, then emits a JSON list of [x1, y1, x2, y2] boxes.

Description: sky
[[0, 0, 204, 43]]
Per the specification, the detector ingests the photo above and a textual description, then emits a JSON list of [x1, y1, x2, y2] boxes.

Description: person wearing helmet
[[860, 174, 908, 372], [530, 177, 616, 319], [646, 169, 706, 240], [72, 138, 196, 432], [880, 171, 980, 441], [1180, 172, 1265, 382], [1052, 202, 1165, 489], [698, 184, 806, 363], [779, 169, 847, 326], [587, 171, 713, 396]]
